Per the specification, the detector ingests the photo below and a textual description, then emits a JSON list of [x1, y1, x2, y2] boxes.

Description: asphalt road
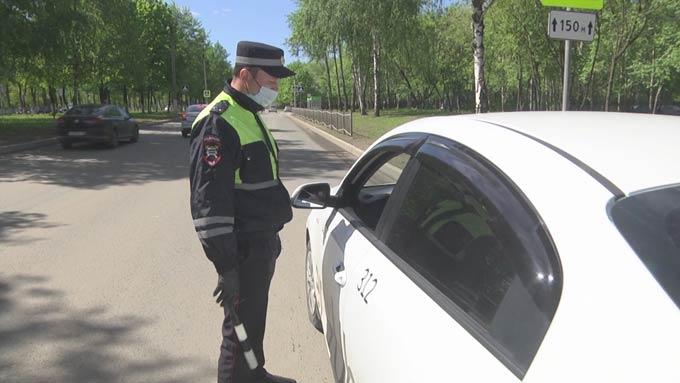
[[0, 114, 357, 383]]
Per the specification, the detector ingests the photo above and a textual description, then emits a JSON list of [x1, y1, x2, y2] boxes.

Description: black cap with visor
[[235, 41, 295, 79]]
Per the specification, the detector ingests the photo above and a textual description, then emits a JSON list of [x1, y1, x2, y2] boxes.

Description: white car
[[181, 104, 207, 137], [292, 112, 680, 383]]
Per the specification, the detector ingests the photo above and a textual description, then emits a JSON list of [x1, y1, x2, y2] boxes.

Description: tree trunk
[[350, 63, 357, 112], [652, 85, 662, 114], [4, 83, 11, 108], [48, 85, 58, 115], [140, 89, 145, 113], [352, 62, 367, 115], [579, 32, 600, 110], [123, 85, 129, 111], [60, 85, 67, 108], [472, 0, 488, 113], [332, 43, 343, 110], [372, 32, 381, 117], [397, 64, 417, 109], [29, 87, 37, 109], [361, 71, 368, 115], [648, 47, 655, 111], [323, 53, 333, 110], [516, 59, 523, 111], [338, 40, 349, 112], [604, 51, 617, 112]]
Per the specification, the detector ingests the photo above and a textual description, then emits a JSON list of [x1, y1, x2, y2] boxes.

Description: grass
[[0, 114, 57, 146], [352, 109, 452, 140], [318, 108, 456, 149]]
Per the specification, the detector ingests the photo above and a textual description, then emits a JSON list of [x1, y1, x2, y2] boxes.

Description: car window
[[118, 107, 130, 118], [383, 139, 561, 377], [65, 106, 105, 116], [187, 104, 204, 113], [103, 107, 121, 118], [611, 185, 680, 309], [349, 152, 411, 231]]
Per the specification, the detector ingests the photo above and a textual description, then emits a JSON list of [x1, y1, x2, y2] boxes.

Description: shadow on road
[[0, 273, 212, 383], [0, 125, 189, 190], [0, 211, 61, 247]]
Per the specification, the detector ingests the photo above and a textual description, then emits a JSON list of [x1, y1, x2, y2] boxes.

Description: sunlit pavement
[[0, 115, 354, 383]]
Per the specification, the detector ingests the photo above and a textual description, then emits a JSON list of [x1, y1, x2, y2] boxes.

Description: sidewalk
[[0, 119, 174, 156]]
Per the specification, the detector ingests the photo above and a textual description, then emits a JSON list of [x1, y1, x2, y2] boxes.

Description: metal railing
[[290, 107, 353, 137]]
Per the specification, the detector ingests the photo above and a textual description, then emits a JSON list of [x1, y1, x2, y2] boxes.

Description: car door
[[118, 107, 133, 134], [337, 135, 563, 382], [104, 106, 123, 136], [319, 134, 424, 383]]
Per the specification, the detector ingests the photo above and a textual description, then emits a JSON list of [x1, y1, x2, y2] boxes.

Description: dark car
[[57, 104, 139, 149], [658, 104, 680, 116]]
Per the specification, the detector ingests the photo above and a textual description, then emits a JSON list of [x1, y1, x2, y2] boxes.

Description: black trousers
[[218, 233, 281, 383]]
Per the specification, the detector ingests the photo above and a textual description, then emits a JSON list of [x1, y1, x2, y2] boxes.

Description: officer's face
[[246, 68, 279, 92]]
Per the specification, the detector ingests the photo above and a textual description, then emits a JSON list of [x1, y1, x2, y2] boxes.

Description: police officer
[[189, 41, 296, 383]]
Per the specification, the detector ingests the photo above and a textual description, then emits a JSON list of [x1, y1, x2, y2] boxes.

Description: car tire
[[108, 129, 119, 148], [60, 140, 72, 149], [181, 131, 188, 138], [306, 241, 323, 333], [130, 126, 139, 143]]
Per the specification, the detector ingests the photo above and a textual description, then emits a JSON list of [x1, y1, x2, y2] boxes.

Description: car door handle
[[334, 263, 347, 287]]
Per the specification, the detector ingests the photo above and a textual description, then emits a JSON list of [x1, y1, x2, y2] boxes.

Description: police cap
[[235, 41, 295, 79]]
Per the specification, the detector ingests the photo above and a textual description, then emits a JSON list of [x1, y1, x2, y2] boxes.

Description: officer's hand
[[213, 269, 240, 307]]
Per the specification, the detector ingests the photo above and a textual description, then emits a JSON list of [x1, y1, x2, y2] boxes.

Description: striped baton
[[225, 300, 259, 371]]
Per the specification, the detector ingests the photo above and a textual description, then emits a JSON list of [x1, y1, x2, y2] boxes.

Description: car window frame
[[333, 133, 427, 238], [376, 134, 563, 379]]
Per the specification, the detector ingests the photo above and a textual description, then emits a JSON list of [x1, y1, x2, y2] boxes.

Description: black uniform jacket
[[189, 82, 292, 275]]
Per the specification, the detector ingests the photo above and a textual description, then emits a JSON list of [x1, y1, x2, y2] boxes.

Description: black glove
[[213, 269, 240, 307]]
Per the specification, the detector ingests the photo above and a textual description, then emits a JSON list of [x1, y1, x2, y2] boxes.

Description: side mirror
[[291, 183, 333, 209]]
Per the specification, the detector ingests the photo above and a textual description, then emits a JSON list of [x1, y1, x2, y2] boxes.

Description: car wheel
[[130, 126, 139, 143], [181, 131, 188, 138], [60, 140, 72, 149], [306, 241, 323, 333], [108, 128, 119, 148]]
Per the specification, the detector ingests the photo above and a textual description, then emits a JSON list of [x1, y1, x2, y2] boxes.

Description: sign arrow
[[588, 21, 593, 35], [552, 18, 558, 32]]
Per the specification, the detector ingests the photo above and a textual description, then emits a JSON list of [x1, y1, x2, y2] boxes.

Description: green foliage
[[287, 0, 680, 113], [0, 0, 232, 113]]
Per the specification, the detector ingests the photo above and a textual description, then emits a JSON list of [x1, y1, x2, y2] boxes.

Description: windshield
[[611, 185, 680, 309]]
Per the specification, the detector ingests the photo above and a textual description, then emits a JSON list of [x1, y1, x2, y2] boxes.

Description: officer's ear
[[237, 67, 251, 82]]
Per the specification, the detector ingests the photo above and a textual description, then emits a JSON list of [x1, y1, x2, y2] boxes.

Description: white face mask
[[248, 86, 278, 108], [247, 73, 278, 107]]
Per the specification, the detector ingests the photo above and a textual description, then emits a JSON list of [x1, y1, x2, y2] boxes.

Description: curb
[[0, 137, 58, 156], [285, 114, 363, 158]]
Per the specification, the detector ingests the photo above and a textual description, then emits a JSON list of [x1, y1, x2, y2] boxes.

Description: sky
[[169, 0, 300, 64]]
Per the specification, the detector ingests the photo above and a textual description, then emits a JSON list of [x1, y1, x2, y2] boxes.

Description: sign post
[[542, 0, 600, 111]]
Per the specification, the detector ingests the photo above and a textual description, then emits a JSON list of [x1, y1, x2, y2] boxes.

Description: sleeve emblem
[[202, 134, 223, 167]]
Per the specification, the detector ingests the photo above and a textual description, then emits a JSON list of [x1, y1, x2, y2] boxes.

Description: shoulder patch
[[202, 134, 223, 167], [210, 100, 229, 114]]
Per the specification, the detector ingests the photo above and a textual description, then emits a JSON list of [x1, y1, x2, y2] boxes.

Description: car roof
[[394, 112, 680, 195]]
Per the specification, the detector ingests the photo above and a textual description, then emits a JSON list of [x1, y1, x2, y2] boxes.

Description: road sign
[[540, 0, 603, 10], [203, 89, 211, 99], [182, 85, 189, 93], [548, 10, 597, 42]]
